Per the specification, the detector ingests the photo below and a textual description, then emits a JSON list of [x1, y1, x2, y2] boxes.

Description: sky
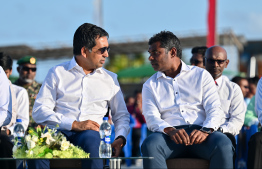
[[1, 0, 262, 48]]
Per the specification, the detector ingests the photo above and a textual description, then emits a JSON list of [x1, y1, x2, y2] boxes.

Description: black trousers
[[0, 131, 16, 169], [247, 131, 262, 169]]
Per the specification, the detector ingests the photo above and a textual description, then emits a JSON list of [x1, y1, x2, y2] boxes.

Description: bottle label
[[101, 136, 111, 144]]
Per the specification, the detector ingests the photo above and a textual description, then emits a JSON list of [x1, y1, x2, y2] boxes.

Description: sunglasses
[[206, 58, 227, 65], [191, 59, 203, 65], [244, 86, 249, 89], [92, 46, 110, 54], [21, 66, 37, 72]]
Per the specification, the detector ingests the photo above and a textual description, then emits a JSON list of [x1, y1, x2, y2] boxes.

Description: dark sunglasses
[[96, 46, 110, 54], [191, 59, 203, 65], [206, 58, 227, 65], [21, 66, 37, 72]]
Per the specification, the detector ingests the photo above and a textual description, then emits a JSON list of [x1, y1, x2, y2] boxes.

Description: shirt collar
[[156, 60, 191, 79], [215, 76, 223, 86], [67, 56, 103, 74]]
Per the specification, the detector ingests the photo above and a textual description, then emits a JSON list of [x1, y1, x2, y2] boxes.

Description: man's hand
[[164, 127, 190, 146], [111, 137, 124, 157], [71, 120, 100, 132], [189, 129, 209, 144]]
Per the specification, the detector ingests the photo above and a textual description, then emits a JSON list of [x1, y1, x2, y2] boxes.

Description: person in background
[[14, 56, 41, 127], [31, 23, 130, 169], [231, 76, 249, 105], [0, 65, 15, 169], [205, 46, 246, 167], [0, 53, 29, 135], [245, 76, 260, 105], [190, 46, 207, 69], [141, 31, 233, 169], [247, 78, 262, 169], [127, 90, 146, 163]]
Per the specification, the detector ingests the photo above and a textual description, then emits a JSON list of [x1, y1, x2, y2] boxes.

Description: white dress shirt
[[33, 57, 130, 138], [7, 84, 29, 134], [255, 78, 262, 124], [216, 76, 246, 135], [142, 61, 224, 133], [0, 66, 12, 127]]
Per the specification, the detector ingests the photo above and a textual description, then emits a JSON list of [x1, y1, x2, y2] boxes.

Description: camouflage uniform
[[14, 80, 41, 127]]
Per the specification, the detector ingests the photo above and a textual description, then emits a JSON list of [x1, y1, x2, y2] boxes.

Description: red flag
[[207, 0, 216, 47]]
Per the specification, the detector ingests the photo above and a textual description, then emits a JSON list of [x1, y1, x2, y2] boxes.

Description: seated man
[[205, 46, 245, 139], [247, 77, 262, 169], [32, 23, 130, 169], [0, 66, 15, 169], [141, 31, 234, 169]]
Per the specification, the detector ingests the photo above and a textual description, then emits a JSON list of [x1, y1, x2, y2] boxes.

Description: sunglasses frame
[[21, 66, 37, 72]]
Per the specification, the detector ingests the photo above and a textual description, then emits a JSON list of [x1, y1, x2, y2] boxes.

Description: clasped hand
[[166, 128, 209, 146]]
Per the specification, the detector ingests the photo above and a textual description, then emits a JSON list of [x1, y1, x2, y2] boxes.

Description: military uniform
[[14, 56, 41, 127]]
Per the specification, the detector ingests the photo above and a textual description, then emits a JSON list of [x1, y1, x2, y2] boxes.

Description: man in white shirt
[[141, 31, 234, 169], [205, 46, 246, 166], [247, 77, 262, 169], [31, 23, 130, 169], [0, 66, 15, 169], [0, 53, 29, 135]]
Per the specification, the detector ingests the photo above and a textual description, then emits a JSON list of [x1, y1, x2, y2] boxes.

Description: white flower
[[41, 132, 55, 145], [26, 150, 33, 155], [62, 136, 67, 141], [12, 145, 18, 153], [60, 140, 70, 151], [31, 135, 38, 142], [25, 135, 31, 142], [27, 140, 36, 149]]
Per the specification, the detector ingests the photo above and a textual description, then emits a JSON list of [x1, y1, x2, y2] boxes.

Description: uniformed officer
[[14, 56, 41, 127]]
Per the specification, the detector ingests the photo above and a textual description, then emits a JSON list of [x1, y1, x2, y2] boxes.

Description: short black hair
[[0, 52, 13, 71], [231, 76, 246, 85], [148, 31, 182, 58], [248, 76, 260, 86], [73, 23, 109, 55], [191, 46, 208, 56]]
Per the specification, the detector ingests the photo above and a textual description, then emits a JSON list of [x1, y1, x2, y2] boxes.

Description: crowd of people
[[0, 22, 262, 169]]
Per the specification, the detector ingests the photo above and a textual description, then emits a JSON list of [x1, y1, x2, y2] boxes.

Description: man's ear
[[170, 47, 177, 58], [10, 69, 13, 76], [225, 59, 229, 68], [81, 47, 89, 58]]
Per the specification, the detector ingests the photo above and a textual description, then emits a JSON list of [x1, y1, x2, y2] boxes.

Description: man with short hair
[[245, 76, 260, 105], [190, 46, 207, 68], [32, 23, 130, 169], [0, 53, 29, 135], [141, 31, 233, 169], [14, 56, 41, 127]]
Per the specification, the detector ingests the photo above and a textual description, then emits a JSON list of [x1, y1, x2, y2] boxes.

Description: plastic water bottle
[[99, 117, 112, 158], [14, 119, 25, 147]]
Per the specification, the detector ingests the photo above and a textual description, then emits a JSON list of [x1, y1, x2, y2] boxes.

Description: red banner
[[207, 0, 216, 47]]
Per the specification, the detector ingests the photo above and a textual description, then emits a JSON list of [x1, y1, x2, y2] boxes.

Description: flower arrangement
[[13, 125, 89, 159]]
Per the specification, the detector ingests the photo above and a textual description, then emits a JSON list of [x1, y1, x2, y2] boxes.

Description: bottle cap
[[103, 117, 108, 121], [16, 119, 22, 122]]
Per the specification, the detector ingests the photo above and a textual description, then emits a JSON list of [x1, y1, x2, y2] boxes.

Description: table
[[0, 157, 153, 169]]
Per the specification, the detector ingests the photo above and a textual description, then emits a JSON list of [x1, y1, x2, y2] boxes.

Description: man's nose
[[103, 50, 109, 58], [148, 55, 154, 61]]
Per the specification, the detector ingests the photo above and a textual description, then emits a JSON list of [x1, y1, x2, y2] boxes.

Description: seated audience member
[[244, 96, 259, 127], [0, 53, 29, 136], [245, 76, 260, 105], [0, 65, 15, 169], [190, 46, 207, 68], [247, 77, 262, 169], [232, 76, 249, 105], [30, 23, 130, 169], [141, 31, 233, 169]]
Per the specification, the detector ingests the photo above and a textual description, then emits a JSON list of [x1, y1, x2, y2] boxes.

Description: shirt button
[[182, 110, 184, 112], [175, 92, 178, 94]]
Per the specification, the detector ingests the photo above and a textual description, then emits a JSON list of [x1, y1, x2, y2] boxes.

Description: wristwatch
[[218, 127, 223, 133], [200, 127, 212, 134]]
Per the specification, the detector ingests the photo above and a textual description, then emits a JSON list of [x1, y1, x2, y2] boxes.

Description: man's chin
[[20, 78, 34, 84]]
